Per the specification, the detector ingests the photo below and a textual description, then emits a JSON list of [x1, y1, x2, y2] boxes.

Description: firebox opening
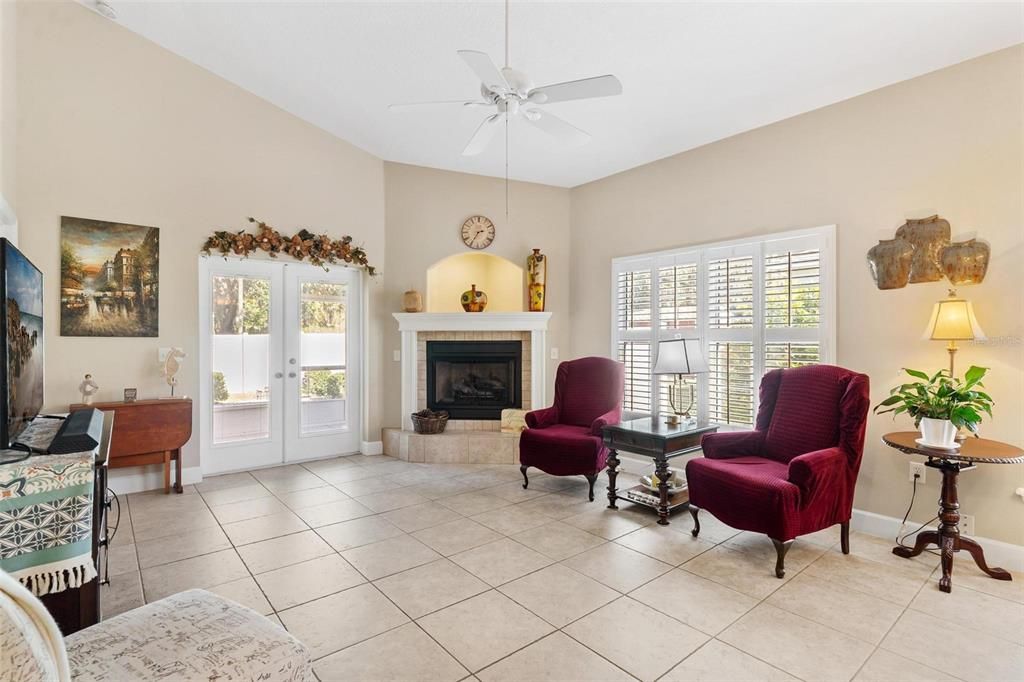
[[426, 340, 522, 420]]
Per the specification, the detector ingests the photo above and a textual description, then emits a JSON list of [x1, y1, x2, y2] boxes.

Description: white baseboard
[[851, 508, 1024, 573], [619, 453, 1024, 572], [107, 465, 203, 496], [360, 440, 383, 456]]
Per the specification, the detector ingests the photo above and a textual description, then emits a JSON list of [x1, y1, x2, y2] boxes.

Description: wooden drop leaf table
[[882, 431, 1024, 593]]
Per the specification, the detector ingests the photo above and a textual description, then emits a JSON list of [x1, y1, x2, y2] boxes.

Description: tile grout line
[[114, 456, 1009, 682]]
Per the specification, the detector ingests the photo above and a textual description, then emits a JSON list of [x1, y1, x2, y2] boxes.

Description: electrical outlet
[[962, 514, 975, 537], [909, 462, 926, 484]]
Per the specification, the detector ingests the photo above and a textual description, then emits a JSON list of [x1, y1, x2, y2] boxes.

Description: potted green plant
[[874, 366, 994, 447]]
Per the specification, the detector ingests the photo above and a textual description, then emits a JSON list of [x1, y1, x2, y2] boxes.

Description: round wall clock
[[461, 215, 496, 250]]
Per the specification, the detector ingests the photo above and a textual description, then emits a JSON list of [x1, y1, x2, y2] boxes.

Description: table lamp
[[922, 289, 986, 377], [652, 339, 707, 426]]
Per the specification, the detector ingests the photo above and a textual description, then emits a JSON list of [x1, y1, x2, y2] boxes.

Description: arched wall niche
[[426, 252, 524, 312]]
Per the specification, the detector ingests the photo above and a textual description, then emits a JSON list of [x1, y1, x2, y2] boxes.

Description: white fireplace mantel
[[394, 312, 552, 430]]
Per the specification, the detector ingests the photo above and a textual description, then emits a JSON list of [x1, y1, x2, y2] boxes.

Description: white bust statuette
[[79, 374, 99, 405]]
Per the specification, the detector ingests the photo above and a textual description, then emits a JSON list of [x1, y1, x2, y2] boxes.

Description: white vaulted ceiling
[[90, 1, 1021, 187]]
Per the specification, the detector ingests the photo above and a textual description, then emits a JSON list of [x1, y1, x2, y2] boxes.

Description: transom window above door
[[611, 225, 836, 427]]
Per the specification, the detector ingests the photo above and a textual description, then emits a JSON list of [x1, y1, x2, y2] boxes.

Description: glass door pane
[[299, 280, 347, 434], [211, 275, 272, 444]]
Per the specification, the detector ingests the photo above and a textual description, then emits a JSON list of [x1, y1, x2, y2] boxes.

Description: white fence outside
[[212, 332, 345, 397]]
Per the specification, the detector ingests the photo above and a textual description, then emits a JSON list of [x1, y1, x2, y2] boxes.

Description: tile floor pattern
[[103, 454, 1024, 682]]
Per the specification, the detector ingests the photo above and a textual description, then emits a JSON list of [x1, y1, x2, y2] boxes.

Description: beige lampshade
[[652, 339, 708, 375], [922, 291, 986, 341]]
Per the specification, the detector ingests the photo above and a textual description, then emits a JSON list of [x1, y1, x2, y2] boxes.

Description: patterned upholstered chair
[[519, 357, 624, 501], [685, 364, 870, 578], [0, 568, 313, 682]]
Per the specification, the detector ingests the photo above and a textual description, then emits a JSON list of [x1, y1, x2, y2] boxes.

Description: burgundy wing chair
[[685, 364, 870, 578], [519, 357, 624, 501]]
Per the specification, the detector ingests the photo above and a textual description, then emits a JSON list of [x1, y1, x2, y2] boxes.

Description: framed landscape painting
[[60, 216, 159, 337]]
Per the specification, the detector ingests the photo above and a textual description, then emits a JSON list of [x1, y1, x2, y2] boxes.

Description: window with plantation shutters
[[611, 226, 834, 428]]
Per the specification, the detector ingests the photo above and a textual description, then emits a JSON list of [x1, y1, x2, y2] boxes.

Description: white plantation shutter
[[704, 245, 758, 426], [618, 341, 652, 413], [611, 226, 834, 428], [613, 258, 654, 415], [762, 236, 827, 375]]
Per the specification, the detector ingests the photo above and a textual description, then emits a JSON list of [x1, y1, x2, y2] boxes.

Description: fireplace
[[426, 340, 522, 420]]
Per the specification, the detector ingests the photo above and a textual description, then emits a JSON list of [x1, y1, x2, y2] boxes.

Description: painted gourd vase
[[895, 215, 951, 283], [940, 239, 989, 285], [867, 239, 914, 290], [527, 248, 547, 312], [461, 284, 487, 312]]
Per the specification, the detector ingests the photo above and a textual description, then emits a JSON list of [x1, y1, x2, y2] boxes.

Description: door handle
[[274, 372, 283, 379]]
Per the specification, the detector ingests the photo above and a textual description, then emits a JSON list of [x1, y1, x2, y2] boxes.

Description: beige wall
[[0, 0, 16, 224], [382, 162, 571, 427], [16, 2, 387, 468], [569, 46, 1024, 544]]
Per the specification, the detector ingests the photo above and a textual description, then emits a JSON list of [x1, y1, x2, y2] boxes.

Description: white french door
[[199, 257, 362, 475], [283, 265, 361, 460]]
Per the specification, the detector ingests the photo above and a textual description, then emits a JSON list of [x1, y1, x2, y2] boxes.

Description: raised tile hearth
[[382, 429, 521, 464]]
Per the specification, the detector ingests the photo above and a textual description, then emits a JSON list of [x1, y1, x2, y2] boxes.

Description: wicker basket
[[411, 410, 449, 434]]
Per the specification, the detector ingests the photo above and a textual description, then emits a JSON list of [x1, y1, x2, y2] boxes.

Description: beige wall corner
[[382, 162, 571, 430], [15, 1, 386, 468], [569, 45, 1024, 544]]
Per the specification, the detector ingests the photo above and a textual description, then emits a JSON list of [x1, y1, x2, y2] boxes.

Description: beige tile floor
[[103, 454, 1024, 682]]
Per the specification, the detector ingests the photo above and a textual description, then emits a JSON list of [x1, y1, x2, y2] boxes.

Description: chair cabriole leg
[[689, 506, 701, 537], [771, 537, 793, 578], [585, 474, 598, 502], [520, 465, 529, 490], [840, 521, 850, 554]]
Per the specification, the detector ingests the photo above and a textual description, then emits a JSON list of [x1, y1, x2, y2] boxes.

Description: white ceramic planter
[[920, 417, 958, 447]]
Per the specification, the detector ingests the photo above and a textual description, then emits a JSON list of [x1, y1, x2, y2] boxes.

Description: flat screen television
[[0, 238, 44, 449]]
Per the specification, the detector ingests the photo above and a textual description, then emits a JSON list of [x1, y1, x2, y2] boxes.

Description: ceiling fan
[[389, 1, 622, 157]]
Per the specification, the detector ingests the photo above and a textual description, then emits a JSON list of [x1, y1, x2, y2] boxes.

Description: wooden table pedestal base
[[892, 459, 1012, 593]]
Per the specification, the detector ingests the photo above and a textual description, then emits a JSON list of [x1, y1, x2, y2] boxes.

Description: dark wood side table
[[882, 431, 1024, 593], [70, 398, 193, 494], [602, 418, 718, 525]]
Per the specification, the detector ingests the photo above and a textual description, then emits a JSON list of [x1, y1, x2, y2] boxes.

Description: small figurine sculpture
[[79, 374, 99, 404], [162, 348, 186, 397]]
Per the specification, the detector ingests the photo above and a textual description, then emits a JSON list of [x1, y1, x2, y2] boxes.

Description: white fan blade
[[528, 74, 622, 105], [389, 100, 487, 111], [462, 113, 504, 156], [524, 109, 591, 146], [458, 50, 509, 93]]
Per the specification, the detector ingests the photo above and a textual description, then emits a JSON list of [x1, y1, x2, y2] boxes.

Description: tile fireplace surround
[[386, 313, 552, 464]]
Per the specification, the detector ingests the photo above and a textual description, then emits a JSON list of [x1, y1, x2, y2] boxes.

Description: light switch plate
[[550, 347, 559, 360], [393, 350, 401, 362]]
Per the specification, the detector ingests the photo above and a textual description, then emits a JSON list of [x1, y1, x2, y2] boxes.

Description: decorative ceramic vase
[[895, 215, 951, 283], [402, 289, 423, 312], [920, 417, 958, 448], [460, 284, 487, 312], [526, 248, 547, 312], [940, 239, 990, 285], [867, 239, 914, 290]]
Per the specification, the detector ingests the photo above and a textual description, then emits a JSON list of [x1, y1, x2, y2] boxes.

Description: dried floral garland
[[201, 217, 377, 275]]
